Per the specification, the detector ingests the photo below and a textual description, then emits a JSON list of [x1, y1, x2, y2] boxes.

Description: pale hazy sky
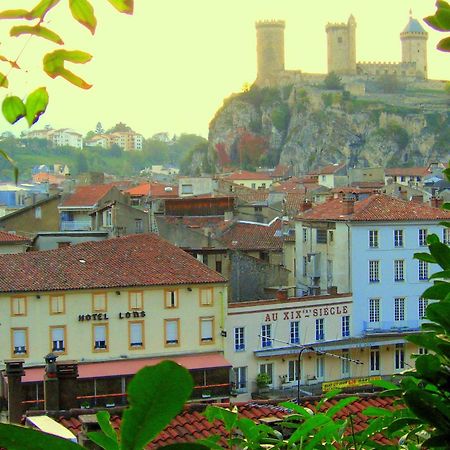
[[1, 0, 449, 138]]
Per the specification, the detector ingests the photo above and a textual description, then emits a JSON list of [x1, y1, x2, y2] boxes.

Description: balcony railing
[[60, 220, 92, 231], [363, 320, 421, 334]]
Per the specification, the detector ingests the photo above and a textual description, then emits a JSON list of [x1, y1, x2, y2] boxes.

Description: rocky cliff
[[206, 83, 449, 174]]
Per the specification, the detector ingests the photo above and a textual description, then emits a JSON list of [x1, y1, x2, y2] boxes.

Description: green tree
[[323, 71, 343, 90]]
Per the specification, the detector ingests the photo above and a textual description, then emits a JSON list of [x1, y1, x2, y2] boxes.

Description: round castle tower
[[400, 16, 428, 78], [325, 15, 357, 75], [255, 20, 285, 86]]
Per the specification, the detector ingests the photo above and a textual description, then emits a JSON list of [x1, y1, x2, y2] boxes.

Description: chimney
[[4, 359, 25, 424], [430, 196, 443, 209], [44, 353, 59, 411], [299, 200, 312, 212], [399, 190, 408, 201], [342, 198, 355, 215], [77, 414, 102, 450], [57, 361, 79, 410], [276, 289, 288, 301]]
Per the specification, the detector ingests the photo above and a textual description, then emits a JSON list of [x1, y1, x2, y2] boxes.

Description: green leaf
[[2, 96, 26, 124], [421, 282, 450, 300], [437, 36, 450, 52], [0, 148, 18, 183], [407, 332, 441, 354], [440, 221, 450, 228], [429, 242, 450, 269], [427, 233, 440, 245], [69, 0, 97, 34], [287, 414, 331, 445], [10, 25, 64, 45], [425, 300, 450, 331], [204, 405, 238, 431], [96, 411, 118, 446], [107, 0, 134, 14], [279, 401, 313, 418], [0, 72, 8, 88], [363, 406, 393, 417], [0, 9, 28, 19], [386, 417, 423, 434], [0, 423, 82, 449], [317, 388, 341, 410], [369, 379, 398, 390], [87, 431, 119, 450], [429, 269, 450, 280], [415, 354, 441, 378], [43, 50, 92, 89], [120, 361, 193, 450], [414, 252, 436, 263], [27, 0, 61, 19], [25, 87, 49, 126], [325, 396, 358, 418], [159, 445, 210, 450]]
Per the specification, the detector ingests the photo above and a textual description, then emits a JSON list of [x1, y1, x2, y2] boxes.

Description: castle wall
[[326, 17, 356, 75], [356, 61, 417, 78], [401, 33, 428, 79]]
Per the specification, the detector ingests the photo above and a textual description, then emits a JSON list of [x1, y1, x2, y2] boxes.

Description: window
[[329, 230, 334, 242], [251, 183, 256, 189], [303, 256, 307, 277], [400, 176, 406, 182], [50, 326, 66, 353], [200, 317, 214, 344], [261, 324, 272, 348], [418, 228, 428, 246], [394, 229, 403, 247], [288, 360, 299, 382], [12, 328, 28, 356], [370, 346, 380, 372], [315, 318, 325, 341], [259, 363, 273, 385], [368, 260, 380, 283], [394, 260, 404, 282], [418, 347, 428, 355], [92, 293, 107, 312], [129, 291, 144, 310], [35, 206, 42, 219], [200, 288, 213, 306], [342, 315, 350, 337], [341, 350, 350, 376], [93, 324, 108, 351], [135, 219, 143, 233], [418, 260, 428, 281], [394, 298, 405, 321], [303, 228, 307, 242], [316, 356, 325, 380], [165, 319, 179, 346], [290, 321, 300, 344], [202, 254, 208, 265], [50, 295, 65, 314], [164, 289, 178, 308], [181, 184, 193, 195], [129, 321, 144, 349], [215, 260, 222, 273], [369, 298, 380, 323], [233, 367, 247, 392], [10, 296, 27, 316], [443, 228, 450, 245], [103, 210, 112, 227], [418, 297, 429, 320], [316, 229, 327, 244], [234, 327, 245, 351], [369, 230, 379, 248], [395, 343, 405, 370]]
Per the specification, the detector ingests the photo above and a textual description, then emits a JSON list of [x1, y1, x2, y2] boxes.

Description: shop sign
[[322, 376, 381, 392], [264, 305, 349, 322]]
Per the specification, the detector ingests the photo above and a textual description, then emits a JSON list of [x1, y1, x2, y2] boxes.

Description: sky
[[1, 0, 449, 139]]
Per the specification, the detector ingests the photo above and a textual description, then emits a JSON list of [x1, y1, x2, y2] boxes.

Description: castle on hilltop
[[255, 14, 428, 87]]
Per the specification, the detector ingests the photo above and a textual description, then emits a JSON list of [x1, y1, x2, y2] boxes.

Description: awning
[[20, 353, 231, 383]]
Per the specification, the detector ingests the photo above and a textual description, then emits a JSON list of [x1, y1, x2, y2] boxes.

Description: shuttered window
[[129, 322, 144, 348], [200, 317, 214, 343]]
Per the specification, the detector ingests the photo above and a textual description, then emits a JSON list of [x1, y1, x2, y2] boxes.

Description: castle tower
[[255, 20, 285, 86], [400, 15, 428, 79], [326, 15, 357, 75]]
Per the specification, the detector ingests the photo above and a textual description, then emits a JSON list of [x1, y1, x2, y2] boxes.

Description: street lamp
[[297, 346, 315, 404]]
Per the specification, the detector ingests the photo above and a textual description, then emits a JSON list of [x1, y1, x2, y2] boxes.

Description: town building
[[221, 171, 273, 190], [0, 231, 30, 254], [27, 129, 83, 149], [0, 234, 230, 411]]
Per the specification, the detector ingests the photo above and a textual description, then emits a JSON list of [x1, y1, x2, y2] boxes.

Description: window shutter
[[130, 323, 142, 345], [14, 330, 26, 348], [52, 328, 64, 341], [201, 319, 213, 340], [166, 321, 178, 342], [95, 325, 106, 341]]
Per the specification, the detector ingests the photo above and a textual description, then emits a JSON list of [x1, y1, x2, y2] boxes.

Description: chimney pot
[[342, 198, 355, 215]]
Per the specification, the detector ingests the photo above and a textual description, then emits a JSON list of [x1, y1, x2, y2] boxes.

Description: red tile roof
[[271, 164, 291, 178], [125, 182, 178, 198], [271, 179, 306, 193], [299, 194, 450, 222], [0, 231, 30, 243], [318, 163, 346, 175], [219, 219, 283, 251], [53, 395, 399, 447], [0, 233, 226, 293], [223, 170, 272, 181], [60, 184, 116, 207], [385, 167, 430, 177]]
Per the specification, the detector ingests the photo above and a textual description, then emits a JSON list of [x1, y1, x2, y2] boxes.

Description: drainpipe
[[345, 222, 351, 292]]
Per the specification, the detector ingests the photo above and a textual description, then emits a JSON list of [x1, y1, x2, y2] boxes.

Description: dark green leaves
[[107, 0, 134, 14], [120, 361, 193, 450], [0, 422, 82, 450], [69, 0, 97, 34], [2, 96, 26, 124], [424, 0, 450, 52], [43, 50, 92, 89], [25, 87, 49, 126]]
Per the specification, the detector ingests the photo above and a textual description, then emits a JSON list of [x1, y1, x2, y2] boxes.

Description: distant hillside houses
[[27, 128, 83, 149], [85, 130, 143, 151]]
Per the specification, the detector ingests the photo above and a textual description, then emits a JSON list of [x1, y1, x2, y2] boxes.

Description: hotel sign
[[78, 311, 146, 321], [322, 376, 381, 392], [264, 305, 349, 322]]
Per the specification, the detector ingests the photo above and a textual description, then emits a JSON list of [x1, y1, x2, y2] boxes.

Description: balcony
[[60, 220, 92, 231], [363, 320, 421, 335]]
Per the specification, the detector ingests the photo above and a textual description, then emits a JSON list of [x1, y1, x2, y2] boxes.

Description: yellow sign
[[322, 376, 381, 392]]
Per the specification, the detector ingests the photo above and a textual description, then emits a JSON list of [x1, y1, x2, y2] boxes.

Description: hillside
[[206, 82, 449, 174]]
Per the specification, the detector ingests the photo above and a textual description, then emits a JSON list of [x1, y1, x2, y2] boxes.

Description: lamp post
[[297, 346, 317, 404]]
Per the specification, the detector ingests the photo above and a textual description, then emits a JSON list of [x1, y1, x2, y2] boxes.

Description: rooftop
[[60, 184, 116, 208], [402, 17, 426, 34], [223, 170, 272, 181], [385, 167, 430, 177], [0, 231, 30, 244], [125, 182, 179, 198], [318, 163, 346, 175], [0, 233, 226, 293]]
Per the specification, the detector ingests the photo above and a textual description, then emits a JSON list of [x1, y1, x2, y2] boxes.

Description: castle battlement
[[255, 19, 285, 28], [325, 22, 347, 30], [358, 61, 405, 66]]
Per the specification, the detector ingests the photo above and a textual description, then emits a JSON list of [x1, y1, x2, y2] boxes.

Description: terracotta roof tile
[[0, 231, 30, 243], [218, 219, 283, 251], [125, 182, 178, 198], [61, 184, 116, 207], [0, 233, 225, 293], [318, 163, 346, 175], [299, 194, 450, 222], [223, 170, 272, 181], [385, 167, 430, 177]]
